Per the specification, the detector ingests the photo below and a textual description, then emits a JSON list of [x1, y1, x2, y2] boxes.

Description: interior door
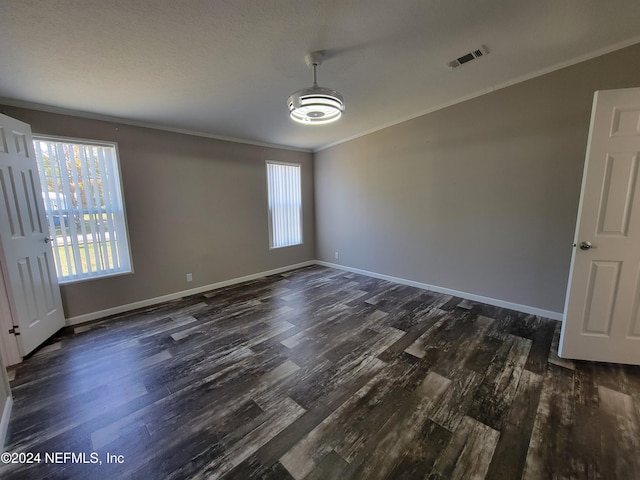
[[0, 113, 65, 356], [560, 87, 640, 365]]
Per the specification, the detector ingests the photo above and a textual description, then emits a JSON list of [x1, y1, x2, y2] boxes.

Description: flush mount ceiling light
[[287, 51, 345, 125]]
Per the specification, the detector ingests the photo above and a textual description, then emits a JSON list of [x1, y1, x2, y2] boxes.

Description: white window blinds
[[266, 162, 302, 248], [34, 137, 132, 283]]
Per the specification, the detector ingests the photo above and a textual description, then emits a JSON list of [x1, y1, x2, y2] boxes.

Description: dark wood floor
[[2, 265, 640, 479]]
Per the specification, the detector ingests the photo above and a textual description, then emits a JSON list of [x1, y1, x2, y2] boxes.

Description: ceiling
[[1, 1, 639, 151]]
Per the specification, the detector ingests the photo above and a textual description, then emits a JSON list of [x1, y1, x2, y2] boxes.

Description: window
[[266, 161, 302, 248], [33, 136, 132, 283]]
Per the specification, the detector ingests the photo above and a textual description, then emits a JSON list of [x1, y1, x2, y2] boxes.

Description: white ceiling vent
[[447, 46, 489, 69]]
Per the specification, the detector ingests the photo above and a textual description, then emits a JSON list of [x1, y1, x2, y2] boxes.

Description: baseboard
[[0, 395, 12, 451], [65, 261, 316, 326], [316, 261, 563, 321], [65, 258, 563, 326]]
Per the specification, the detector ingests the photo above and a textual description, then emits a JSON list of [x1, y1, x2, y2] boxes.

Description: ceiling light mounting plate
[[305, 51, 324, 68]]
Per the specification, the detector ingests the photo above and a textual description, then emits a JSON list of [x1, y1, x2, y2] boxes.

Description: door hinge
[[9, 325, 20, 336]]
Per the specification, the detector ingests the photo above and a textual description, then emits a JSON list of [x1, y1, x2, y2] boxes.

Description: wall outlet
[[334, 252, 339, 260], [186, 273, 193, 282]]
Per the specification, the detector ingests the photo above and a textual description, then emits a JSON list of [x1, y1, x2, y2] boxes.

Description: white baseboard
[[0, 396, 12, 451], [65, 259, 562, 326], [316, 261, 563, 321], [65, 261, 316, 326]]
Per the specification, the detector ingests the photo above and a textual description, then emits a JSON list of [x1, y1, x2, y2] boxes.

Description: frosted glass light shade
[[287, 86, 345, 125]]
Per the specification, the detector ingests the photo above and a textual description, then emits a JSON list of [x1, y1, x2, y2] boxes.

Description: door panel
[[0, 172, 17, 237], [611, 107, 640, 136], [597, 154, 637, 236], [582, 260, 619, 335], [0, 114, 65, 356], [560, 88, 640, 365], [17, 258, 39, 325]]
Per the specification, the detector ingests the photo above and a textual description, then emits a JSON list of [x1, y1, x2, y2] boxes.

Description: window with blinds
[[33, 136, 132, 283], [266, 161, 302, 249]]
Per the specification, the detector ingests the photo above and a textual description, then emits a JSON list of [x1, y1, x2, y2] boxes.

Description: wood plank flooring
[[2, 265, 640, 479]]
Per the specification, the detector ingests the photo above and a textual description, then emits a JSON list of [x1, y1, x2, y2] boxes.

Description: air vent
[[447, 46, 489, 69]]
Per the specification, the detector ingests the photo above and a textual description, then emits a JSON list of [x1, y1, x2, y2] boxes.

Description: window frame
[[265, 160, 303, 249], [33, 134, 133, 284]]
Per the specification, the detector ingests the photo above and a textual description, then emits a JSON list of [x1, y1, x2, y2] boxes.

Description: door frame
[[0, 352, 12, 451], [0, 260, 21, 366]]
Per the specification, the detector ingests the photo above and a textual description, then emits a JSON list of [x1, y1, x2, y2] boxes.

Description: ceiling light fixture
[[287, 51, 345, 125]]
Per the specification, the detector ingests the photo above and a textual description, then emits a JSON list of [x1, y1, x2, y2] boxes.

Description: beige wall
[[2, 43, 639, 320], [315, 43, 640, 315], [0, 107, 315, 319]]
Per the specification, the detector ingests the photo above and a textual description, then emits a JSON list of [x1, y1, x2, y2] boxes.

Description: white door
[[560, 88, 640, 365], [0, 113, 65, 356]]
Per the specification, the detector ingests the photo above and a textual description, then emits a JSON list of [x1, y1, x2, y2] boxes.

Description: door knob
[[579, 241, 592, 250], [44, 237, 52, 244]]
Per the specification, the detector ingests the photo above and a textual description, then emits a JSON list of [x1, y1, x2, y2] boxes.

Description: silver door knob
[[44, 237, 52, 244], [579, 241, 592, 250]]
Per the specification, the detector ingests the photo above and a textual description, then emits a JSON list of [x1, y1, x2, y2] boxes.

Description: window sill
[[57, 269, 133, 286]]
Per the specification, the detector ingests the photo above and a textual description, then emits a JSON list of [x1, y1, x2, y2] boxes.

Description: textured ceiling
[[1, 0, 639, 151]]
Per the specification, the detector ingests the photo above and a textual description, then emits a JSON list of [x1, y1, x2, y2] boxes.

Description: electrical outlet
[[186, 273, 193, 282], [334, 252, 339, 260]]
